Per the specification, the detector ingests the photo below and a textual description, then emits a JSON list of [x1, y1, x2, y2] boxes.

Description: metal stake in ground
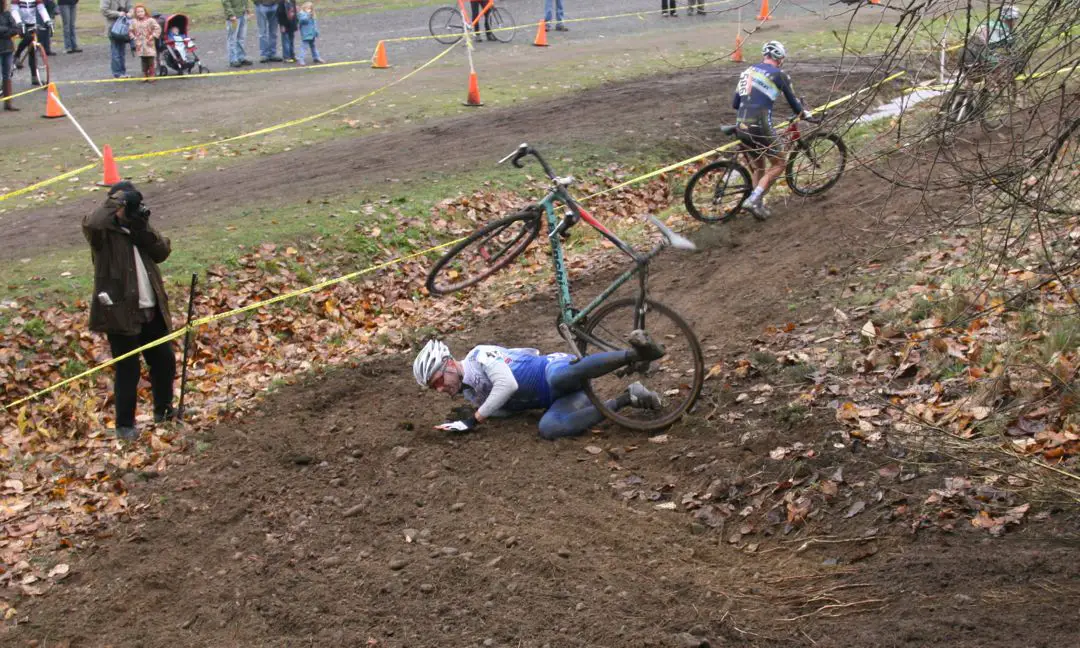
[[177, 273, 198, 421]]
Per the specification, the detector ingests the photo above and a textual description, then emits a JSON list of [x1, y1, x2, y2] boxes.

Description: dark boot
[[486, 31, 496, 41], [2, 80, 18, 111]]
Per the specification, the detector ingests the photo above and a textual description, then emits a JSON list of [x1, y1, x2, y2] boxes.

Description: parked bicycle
[[684, 115, 847, 224], [426, 144, 704, 432], [13, 23, 50, 87], [429, 1, 516, 45]]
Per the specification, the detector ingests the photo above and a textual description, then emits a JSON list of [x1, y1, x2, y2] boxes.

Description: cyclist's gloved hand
[[434, 416, 478, 433]]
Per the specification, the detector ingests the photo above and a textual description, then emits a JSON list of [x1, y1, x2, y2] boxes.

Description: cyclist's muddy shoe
[[744, 196, 770, 221], [628, 329, 666, 362], [627, 382, 663, 410]]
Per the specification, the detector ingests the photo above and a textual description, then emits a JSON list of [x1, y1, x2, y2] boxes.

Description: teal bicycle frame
[[501, 144, 689, 350]]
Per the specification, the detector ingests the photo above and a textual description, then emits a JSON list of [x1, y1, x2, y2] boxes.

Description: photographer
[[83, 181, 176, 441]]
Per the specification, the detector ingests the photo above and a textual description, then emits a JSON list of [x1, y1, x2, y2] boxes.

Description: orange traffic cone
[[757, 0, 771, 21], [464, 71, 483, 107], [372, 40, 389, 69], [101, 145, 121, 185], [731, 34, 744, 62], [533, 20, 548, 47], [43, 82, 65, 119]]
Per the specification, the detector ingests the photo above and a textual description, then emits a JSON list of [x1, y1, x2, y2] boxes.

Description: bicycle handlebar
[[499, 143, 558, 179]]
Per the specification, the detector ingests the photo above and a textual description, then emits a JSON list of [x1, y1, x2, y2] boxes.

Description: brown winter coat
[[129, 15, 160, 56], [83, 194, 173, 336]]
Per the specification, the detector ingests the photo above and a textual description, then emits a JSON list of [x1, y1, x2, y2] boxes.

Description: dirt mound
[[6, 146, 1078, 647]]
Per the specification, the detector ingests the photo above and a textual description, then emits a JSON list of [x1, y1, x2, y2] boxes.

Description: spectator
[[14, 0, 52, 84], [688, 0, 704, 15], [276, 0, 296, 63], [127, 2, 157, 81], [252, 0, 279, 63], [295, 1, 322, 65], [100, 0, 132, 78], [661, 0, 677, 17], [470, 0, 494, 42], [41, 0, 56, 54], [57, 0, 81, 52], [222, 0, 251, 68], [1, 0, 18, 110], [83, 181, 176, 441], [544, 0, 566, 31]]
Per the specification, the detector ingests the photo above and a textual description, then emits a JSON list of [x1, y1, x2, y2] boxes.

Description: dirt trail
[[5, 147, 1077, 646], [1, 52, 871, 260]]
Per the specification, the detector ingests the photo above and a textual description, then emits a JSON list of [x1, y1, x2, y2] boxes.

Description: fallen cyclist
[[732, 40, 814, 220], [412, 331, 666, 440]]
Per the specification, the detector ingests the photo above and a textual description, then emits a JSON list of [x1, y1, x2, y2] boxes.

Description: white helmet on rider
[[413, 339, 452, 388], [1000, 5, 1020, 21], [762, 40, 787, 61]]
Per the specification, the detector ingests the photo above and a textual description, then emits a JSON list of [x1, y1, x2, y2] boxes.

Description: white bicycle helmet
[[413, 339, 452, 388], [1000, 5, 1020, 20], [762, 40, 787, 61]]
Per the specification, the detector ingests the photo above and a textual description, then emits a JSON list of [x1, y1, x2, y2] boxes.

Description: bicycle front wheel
[[425, 207, 543, 296], [579, 298, 704, 432], [33, 43, 49, 86], [785, 133, 847, 197], [683, 159, 753, 224], [429, 6, 465, 45], [489, 7, 516, 43]]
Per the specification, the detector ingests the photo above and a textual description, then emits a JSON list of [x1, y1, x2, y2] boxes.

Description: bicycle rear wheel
[[489, 7, 516, 43], [33, 43, 49, 86], [426, 207, 543, 296], [684, 159, 753, 224], [785, 133, 846, 197], [429, 6, 465, 45], [579, 298, 704, 432]]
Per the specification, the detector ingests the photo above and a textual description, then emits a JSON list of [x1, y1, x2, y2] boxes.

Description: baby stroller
[[154, 14, 209, 75]]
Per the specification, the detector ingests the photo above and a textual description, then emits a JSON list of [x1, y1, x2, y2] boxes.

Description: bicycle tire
[[429, 6, 465, 45], [489, 7, 516, 43], [785, 133, 847, 197], [683, 159, 753, 224], [33, 43, 49, 86], [579, 297, 704, 432], [426, 207, 543, 296]]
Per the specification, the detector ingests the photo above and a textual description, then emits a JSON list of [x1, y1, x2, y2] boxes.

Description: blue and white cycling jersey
[[461, 345, 575, 418], [732, 62, 803, 127]]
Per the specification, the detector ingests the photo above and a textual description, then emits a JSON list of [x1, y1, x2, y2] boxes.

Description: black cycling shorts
[[735, 121, 782, 159]]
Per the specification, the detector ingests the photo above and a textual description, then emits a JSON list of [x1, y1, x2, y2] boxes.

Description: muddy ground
[[5, 116, 1079, 646], [2, 10, 1078, 648]]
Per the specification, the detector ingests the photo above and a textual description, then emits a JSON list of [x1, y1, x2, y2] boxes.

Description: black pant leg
[[139, 311, 176, 416], [13, 34, 28, 58], [107, 331, 143, 427]]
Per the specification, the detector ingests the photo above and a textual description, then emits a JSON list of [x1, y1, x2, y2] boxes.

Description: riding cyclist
[[732, 40, 813, 220], [12, 0, 51, 86], [963, 5, 1022, 80], [413, 331, 665, 440]]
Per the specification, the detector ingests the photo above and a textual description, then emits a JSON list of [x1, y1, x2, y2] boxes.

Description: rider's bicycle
[[940, 54, 1024, 140], [429, 0, 516, 45], [13, 23, 51, 87], [426, 144, 705, 432], [683, 115, 847, 224]]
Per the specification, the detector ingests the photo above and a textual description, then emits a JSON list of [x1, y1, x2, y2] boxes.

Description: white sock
[[749, 187, 764, 201]]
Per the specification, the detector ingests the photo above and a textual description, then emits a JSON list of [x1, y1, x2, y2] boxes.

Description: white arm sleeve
[[476, 354, 518, 419], [37, 1, 50, 23], [11, 8, 23, 26]]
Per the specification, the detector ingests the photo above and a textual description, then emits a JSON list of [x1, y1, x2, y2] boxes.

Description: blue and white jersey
[[732, 62, 802, 126], [461, 345, 561, 417]]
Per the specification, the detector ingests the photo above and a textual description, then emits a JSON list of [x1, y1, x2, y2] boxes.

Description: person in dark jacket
[[276, 0, 296, 63], [1, 0, 20, 111], [83, 182, 176, 440], [57, 0, 81, 53]]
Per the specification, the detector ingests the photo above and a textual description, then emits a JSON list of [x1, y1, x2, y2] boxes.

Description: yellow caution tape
[[0, 42, 459, 202], [1, 69, 909, 411], [6, 85, 46, 101], [63, 59, 372, 85]]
